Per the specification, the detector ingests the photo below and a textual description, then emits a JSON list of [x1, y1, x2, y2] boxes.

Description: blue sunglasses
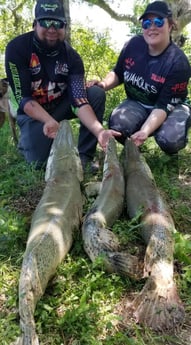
[[38, 19, 66, 29], [142, 17, 165, 30]]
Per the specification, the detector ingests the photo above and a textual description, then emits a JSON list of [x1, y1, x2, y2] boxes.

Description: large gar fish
[[82, 137, 142, 278], [123, 138, 185, 332], [11, 120, 83, 345]]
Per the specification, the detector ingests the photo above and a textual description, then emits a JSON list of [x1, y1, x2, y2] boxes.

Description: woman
[[89, 1, 191, 154]]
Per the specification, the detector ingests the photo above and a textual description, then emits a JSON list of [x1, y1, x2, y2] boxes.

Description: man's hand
[[97, 129, 121, 151], [43, 119, 60, 139]]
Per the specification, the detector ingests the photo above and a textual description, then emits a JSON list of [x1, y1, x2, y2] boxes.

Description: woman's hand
[[86, 79, 105, 89], [131, 130, 148, 146]]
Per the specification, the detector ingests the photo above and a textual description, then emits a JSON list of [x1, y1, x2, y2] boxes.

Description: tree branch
[[83, 0, 138, 25]]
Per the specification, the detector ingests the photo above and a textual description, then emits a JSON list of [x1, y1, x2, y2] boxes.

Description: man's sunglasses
[[38, 19, 66, 29], [142, 17, 165, 30]]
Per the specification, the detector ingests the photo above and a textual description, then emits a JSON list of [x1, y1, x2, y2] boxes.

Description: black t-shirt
[[5, 31, 88, 114], [114, 35, 191, 112]]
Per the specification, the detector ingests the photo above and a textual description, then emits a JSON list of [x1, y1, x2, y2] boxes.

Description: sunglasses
[[142, 17, 165, 30], [38, 19, 66, 29]]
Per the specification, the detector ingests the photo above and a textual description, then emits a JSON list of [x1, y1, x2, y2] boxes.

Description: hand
[[97, 129, 121, 151], [86, 79, 105, 89], [130, 130, 148, 146], [43, 119, 60, 139]]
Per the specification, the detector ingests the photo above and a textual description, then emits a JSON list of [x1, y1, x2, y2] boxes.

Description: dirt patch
[[9, 183, 45, 215]]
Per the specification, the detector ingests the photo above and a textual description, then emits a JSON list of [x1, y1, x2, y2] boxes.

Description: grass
[[0, 119, 191, 345]]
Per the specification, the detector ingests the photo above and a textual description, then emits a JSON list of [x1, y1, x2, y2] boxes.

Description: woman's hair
[[168, 17, 178, 32]]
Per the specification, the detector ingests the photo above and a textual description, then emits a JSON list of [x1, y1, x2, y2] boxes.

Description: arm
[[77, 103, 121, 151], [24, 97, 115, 144], [131, 109, 167, 146], [24, 100, 59, 138], [67, 50, 122, 149]]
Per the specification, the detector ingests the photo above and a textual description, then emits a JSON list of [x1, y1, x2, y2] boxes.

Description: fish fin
[[82, 221, 119, 261], [131, 276, 185, 332], [97, 227, 120, 251], [106, 251, 144, 280]]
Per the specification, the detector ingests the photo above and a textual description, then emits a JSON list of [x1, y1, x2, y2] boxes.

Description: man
[[5, 0, 120, 171]]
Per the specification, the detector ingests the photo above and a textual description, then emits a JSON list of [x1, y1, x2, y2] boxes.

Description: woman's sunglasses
[[142, 17, 165, 30], [38, 19, 66, 29]]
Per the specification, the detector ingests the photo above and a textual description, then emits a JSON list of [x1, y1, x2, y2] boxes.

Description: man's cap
[[35, 0, 66, 22], [139, 1, 172, 20]]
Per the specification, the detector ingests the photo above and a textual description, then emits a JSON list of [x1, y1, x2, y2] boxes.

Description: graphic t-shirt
[[114, 35, 191, 112], [5, 31, 88, 114]]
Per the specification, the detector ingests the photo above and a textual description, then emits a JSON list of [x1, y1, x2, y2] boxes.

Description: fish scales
[[82, 137, 142, 279], [11, 120, 83, 345], [123, 138, 185, 332]]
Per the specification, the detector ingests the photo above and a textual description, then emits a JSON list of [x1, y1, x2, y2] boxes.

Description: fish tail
[[82, 218, 120, 260], [16, 259, 42, 345], [105, 251, 144, 279], [130, 275, 185, 332], [82, 219, 143, 279]]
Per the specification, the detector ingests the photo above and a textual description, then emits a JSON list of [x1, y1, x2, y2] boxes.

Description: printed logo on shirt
[[124, 71, 157, 94], [30, 53, 41, 75], [125, 58, 135, 69], [169, 98, 182, 106], [31, 80, 42, 91], [31, 81, 66, 105], [171, 82, 188, 93], [55, 61, 69, 75], [151, 73, 165, 84]]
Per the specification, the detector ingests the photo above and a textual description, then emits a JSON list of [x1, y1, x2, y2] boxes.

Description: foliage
[[0, 0, 34, 76], [71, 25, 126, 118], [127, 0, 148, 35], [82, 0, 191, 37], [71, 25, 116, 80], [0, 1, 33, 47], [181, 33, 191, 97]]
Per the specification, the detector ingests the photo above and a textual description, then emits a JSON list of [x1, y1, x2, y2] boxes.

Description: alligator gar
[[82, 137, 142, 278], [123, 138, 185, 332], [11, 120, 83, 345]]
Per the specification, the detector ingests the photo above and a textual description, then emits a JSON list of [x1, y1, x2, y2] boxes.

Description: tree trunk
[[62, 0, 71, 43]]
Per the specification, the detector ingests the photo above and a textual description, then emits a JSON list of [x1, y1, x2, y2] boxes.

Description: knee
[[87, 85, 106, 106], [155, 136, 187, 154], [155, 110, 191, 154], [86, 86, 106, 122]]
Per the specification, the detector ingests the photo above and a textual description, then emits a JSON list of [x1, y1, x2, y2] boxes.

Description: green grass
[[0, 120, 191, 345]]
